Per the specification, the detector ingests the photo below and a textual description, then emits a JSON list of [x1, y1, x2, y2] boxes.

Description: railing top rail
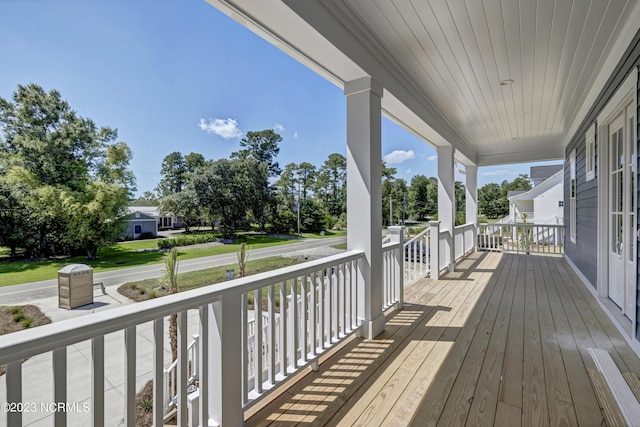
[[382, 241, 402, 251], [405, 227, 429, 245], [508, 223, 564, 228], [454, 223, 476, 231], [0, 250, 365, 365]]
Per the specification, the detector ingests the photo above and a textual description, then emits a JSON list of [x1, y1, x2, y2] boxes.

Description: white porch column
[[465, 164, 478, 251], [345, 76, 384, 339], [437, 145, 455, 271]]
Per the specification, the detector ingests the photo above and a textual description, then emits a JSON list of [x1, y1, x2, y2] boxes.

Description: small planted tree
[[237, 243, 250, 278], [163, 249, 179, 362]]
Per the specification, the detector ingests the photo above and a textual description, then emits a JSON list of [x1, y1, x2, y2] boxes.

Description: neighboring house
[[126, 206, 183, 231], [507, 166, 564, 224], [122, 211, 157, 239]]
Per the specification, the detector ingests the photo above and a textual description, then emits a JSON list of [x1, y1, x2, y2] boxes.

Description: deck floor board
[[245, 252, 640, 426]]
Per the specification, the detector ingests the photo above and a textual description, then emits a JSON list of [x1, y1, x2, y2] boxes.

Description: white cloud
[[405, 168, 412, 174], [199, 118, 242, 139], [482, 169, 518, 177], [273, 123, 285, 132], [427, 155, 437, 161], [293, 131, 299, 139], [383, 150, 415, 164]]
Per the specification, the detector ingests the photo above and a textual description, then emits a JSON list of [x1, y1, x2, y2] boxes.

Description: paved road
[[0, 236, 346, 305]]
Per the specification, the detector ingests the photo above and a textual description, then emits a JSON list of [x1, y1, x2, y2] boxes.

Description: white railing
[[382, 240, 403, 309], [403, 228, 430, 285], [0, 250, 378, 426], [454, 223, 476, 262], [478, 223, 564, 254], [164, 334, 199, 413], [439, 230, 450, 272]]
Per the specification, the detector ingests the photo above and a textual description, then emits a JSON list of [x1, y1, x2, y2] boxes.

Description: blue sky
[[0, 0, 559, 197]]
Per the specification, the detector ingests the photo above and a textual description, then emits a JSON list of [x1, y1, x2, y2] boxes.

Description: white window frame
[[570, 149, 576, 243], [586, 123, 596, 181], [596, 68, 637, 308]]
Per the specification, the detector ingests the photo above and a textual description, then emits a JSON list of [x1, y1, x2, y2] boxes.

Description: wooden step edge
[[587, 368, 627, 427], [622, 371, 640, 403], [588, 348, 640, 427]]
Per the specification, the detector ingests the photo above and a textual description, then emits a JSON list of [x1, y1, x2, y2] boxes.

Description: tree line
[[0, 83, 531, 261]]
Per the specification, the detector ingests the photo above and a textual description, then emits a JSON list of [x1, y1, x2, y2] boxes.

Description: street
[[0, 236, 346, 305]]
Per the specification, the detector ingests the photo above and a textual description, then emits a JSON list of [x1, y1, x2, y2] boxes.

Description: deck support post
[[345, 76, 384, 339], [466, 164, 478, 252], [437, 145, 456, 271], [209, 291, 242, 426]]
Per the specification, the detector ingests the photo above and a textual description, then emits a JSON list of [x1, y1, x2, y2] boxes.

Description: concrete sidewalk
[[0, 286, 201, 426]]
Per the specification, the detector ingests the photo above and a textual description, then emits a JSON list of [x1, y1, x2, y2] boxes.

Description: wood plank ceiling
[[330, 0, 635, 162]]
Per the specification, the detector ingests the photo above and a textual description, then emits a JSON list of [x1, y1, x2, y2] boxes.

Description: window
[[558, 200, 564, 207], [134, 225, 142, 234], [570, 149, 576, 243], [586, 123, 596, 181]]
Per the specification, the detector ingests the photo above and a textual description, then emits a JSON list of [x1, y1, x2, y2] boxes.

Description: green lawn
[[119, 256, 302, 302], [0, 234, 302, 287]]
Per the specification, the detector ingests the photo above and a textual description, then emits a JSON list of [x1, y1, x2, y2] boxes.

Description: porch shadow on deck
[[246, 252, 640, 426]]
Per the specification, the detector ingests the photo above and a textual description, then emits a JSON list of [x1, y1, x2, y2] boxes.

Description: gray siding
[[564, 27, 640, 340]]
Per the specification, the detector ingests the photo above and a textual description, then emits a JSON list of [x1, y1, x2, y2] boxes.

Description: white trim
[[564, 255, 640, 357], [586, 123, 596, 182], [596, 68, 638, 314], [569, 149, 576, 244], [588, 348, 640, 426]]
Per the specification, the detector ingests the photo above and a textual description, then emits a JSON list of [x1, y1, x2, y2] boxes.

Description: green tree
[[158, 188, 202, 233], [233, 129, 282, 176], [0, 83, 134, 258], [296, 162, 316, 201], [407, 175, 437, 220], [192, 158, 250, 238], [184, 152, 205, 174], [130, 191, 159, 206], [315, 153, 346, 218], [64, 182, 129, 259], [157, 151, 186, 197]]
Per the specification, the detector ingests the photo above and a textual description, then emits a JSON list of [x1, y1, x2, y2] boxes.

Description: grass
[[0, 234, 302, 287], [331, 243, 347, 250], [118, 256, 302, 301]]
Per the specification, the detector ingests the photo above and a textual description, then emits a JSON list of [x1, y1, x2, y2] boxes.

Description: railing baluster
[[241, 293, 248, 402], [279, 281, 288, 377], [310, 272, 317, 355], [255, 288, 263, 393], [6, 361, 22, 427], [291, 278, 299, 368], [328, 268, 334, 344], [320, 270, 326, 348], [124, 326, 136, 426], [301, 275, 309, 362], [53, 347, 67, 427], [92, 335, 104, 426], [177, 311, 188, 426], [153, 318, 164, 426], [199, 304, 209, 426], [341, 263, 347, 336], [268, 284, 276, 385]]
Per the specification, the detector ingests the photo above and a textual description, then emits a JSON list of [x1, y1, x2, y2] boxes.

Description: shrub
[[157, 233, 218, 249], [138, 232, 156, 240], [21, 318, 33, 328]]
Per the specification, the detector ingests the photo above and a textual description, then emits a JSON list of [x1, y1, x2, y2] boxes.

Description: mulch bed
[[0, 305, 51, 375]]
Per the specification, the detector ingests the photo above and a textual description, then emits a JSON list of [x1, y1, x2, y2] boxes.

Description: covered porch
[[248, 251, 640, 426]]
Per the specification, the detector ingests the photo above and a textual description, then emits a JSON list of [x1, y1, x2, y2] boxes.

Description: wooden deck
[[246, 252, 640, 426]]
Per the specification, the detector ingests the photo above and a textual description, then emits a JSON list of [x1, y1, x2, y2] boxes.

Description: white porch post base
[[358, 313, 386, 339]]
